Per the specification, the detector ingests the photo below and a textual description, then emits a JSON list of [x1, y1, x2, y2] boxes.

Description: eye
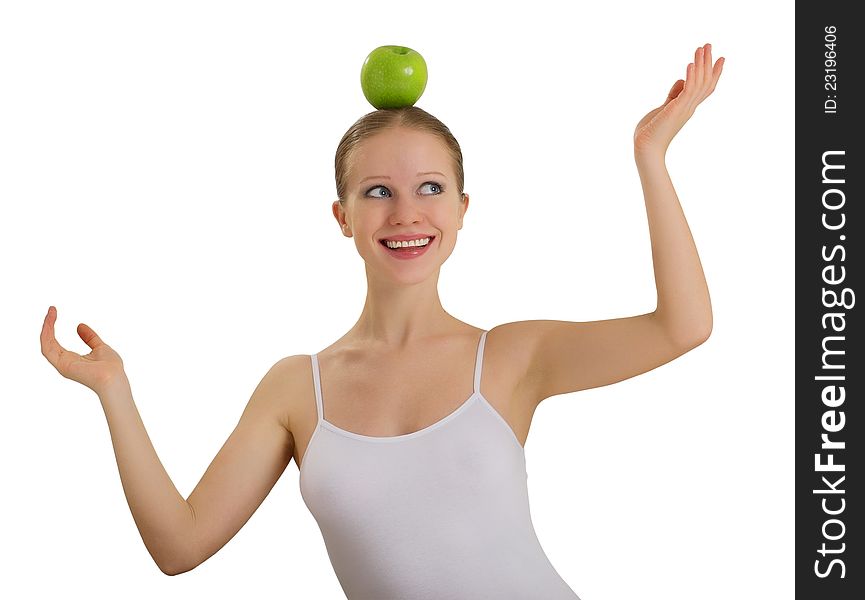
[[365, 185, 391, 198], [364, 181, 446, 198], [421, 181, 444, 194]]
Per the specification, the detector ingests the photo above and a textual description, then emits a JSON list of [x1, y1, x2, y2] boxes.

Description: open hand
[[633, 43, 724, 158], [40, 306, 127, 396]]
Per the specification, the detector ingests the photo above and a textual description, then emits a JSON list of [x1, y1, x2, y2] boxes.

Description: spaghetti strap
[[473, 330, 488, 395], [310, 354, 324, 424]]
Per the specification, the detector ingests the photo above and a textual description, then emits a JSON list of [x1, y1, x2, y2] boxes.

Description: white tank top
[[300, 330, 580, 599]]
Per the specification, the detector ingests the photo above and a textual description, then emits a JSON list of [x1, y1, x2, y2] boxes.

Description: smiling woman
[[38, 40, 724, 600], [328, 108, 474, 289], [283, 105, 586, 598]]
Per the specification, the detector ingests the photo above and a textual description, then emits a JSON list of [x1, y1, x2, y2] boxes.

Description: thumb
[[77, 323, 106, 350], [665, 79, 685, 104]]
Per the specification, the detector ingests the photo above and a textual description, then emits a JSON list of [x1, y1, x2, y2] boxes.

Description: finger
[[683, 61, 696, 100], [692, 46, 702, 91], [703, 44, 713, 88], [40, 306, 52, 342], [695, 45, 707, 91], [77, 322, 106, 351], [702, 44, 716, 101], [709, 56, 725, 94], [40, 306, 81, 371], [692, 45, 708, 102], [666, 79, 685, 103], [40, 305, 59, 359]]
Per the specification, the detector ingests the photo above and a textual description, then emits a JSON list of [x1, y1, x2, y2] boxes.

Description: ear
[[332, 200, 351, 236], [458, 192, 469, 230]]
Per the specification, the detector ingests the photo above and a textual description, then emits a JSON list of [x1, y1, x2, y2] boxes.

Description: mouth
[[378, 235, 435, 258], [379, 235, 435, 251]]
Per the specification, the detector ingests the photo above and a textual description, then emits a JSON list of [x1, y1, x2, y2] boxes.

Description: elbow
[[655, 311, 712, 349], [683, 319, 712, 349], [158, 559, 181, 576], [156, 546, 199, 576], [695, 313, 713, 345], [156, 507, 200, 576], [700, 320, 713, 343], [159, 559, 195, 577]]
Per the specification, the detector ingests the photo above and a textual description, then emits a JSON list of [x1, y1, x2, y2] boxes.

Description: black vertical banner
[[796, 2, 863, 598]]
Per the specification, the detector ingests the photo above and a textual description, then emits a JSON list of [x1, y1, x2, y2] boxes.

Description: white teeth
[[384, 236, 431, 249]]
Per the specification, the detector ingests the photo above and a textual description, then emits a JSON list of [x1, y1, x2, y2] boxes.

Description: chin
[[366, 249, 454, 284]]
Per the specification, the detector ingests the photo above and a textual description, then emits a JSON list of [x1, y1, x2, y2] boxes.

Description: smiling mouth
[[379, 236, 435, 251]]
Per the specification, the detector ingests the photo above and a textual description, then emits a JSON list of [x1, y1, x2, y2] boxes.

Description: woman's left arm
[[500, 44, 724, 404], [632, 43, 724, 344]]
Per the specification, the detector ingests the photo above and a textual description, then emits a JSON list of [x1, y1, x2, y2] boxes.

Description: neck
[[346, 265, 459, 350]]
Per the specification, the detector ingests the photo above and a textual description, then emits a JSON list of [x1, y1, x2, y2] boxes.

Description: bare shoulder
[[484, 322, 538, 395], [486, 322, 536, 374], [261, 354, 313, 435]]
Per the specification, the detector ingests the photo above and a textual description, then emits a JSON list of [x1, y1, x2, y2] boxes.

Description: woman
[[40, 43, 724, 599]]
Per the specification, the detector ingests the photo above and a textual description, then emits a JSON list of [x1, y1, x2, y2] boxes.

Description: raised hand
[[633, 43, 724, 158], [40, 306, 127, 396]]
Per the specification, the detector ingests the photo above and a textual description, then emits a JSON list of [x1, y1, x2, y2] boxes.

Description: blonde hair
[[334, 106, 465, 204]]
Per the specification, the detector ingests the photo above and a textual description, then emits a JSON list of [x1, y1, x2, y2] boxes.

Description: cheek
[[439, 206, 463, 234], [433, 201, 461, 222]]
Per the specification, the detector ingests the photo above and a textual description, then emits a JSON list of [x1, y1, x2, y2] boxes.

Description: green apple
[[360, 45, 428, 110]]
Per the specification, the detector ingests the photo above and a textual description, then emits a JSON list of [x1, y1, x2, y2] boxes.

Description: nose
[[388, 194, 424, 226]]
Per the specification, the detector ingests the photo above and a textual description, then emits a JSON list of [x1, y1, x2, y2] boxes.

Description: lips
[[379, 235, 435, 248], [379, 233, 436, 242], [379, 235, 435, 259]]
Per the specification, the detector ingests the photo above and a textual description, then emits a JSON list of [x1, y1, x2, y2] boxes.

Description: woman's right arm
[[41, 307, 297, 575], [100, 362, 295, 575]]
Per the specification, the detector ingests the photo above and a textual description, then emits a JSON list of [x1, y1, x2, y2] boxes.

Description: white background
[[1, 1, 794, 598]]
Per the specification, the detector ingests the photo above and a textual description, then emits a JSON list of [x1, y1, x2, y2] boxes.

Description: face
[[333, 127, 469, 282]]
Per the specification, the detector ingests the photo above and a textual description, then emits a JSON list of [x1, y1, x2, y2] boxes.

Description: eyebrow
[[359, 171, 446, 184]]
